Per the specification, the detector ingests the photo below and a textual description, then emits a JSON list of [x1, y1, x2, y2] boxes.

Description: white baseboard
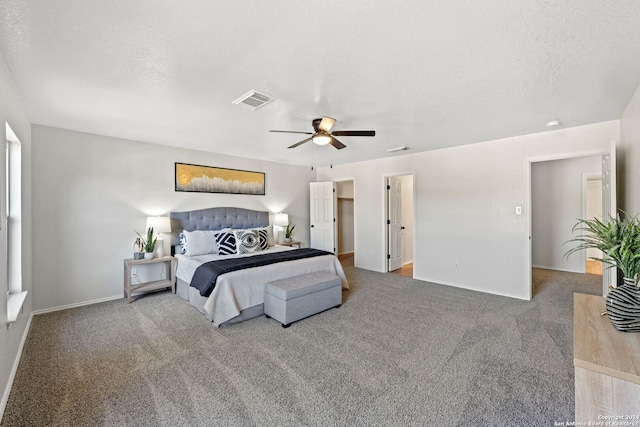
[[532, 265, 584, 274], [1, 312, 33, 424], [412, 274, 529, 301], [32, 294, 123, 316], [402, 259, 413, 266]]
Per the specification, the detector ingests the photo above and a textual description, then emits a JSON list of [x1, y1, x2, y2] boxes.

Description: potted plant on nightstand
[[284, 224, 295, 243], [565, 211, 640, 332], [135, 227, 157, 260]]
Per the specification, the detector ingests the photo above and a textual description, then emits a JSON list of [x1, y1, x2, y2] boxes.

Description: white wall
[[531, 156, 601, 272], [621, 84, 640, 215], [585, 177, 603, 260], [31, 125, 314, 312], [318, 121, 619, 299], [0, 51, 32, 421], [337, 198, 354, 254]]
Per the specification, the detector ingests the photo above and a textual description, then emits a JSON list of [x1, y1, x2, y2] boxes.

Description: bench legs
[[267, 303, 341, 328]]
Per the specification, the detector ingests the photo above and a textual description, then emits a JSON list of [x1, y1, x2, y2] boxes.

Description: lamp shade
[[274, 213, 289, 227], [146, 216, 171, 233]]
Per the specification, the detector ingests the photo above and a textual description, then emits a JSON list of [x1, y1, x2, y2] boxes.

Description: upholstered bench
[[264, 272, 342, 328]]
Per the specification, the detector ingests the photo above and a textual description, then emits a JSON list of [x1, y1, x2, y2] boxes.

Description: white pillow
[[181, 230, 218, 256]]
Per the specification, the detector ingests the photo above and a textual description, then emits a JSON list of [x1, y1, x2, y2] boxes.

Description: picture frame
[[175, 162, 265, 195]]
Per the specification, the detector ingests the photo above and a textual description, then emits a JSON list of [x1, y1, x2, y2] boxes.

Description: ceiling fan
[[269, 117, 375, 150]]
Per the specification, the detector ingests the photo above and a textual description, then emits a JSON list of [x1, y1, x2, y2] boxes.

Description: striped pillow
[[253, 228, 269, 251], [215, 231, 237, 256]]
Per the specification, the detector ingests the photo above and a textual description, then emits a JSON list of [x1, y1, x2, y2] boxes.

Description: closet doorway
[[336, 179, 355, 267]]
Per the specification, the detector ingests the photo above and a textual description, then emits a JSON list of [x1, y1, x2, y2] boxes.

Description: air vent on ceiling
[[232, 90, 273, 110]]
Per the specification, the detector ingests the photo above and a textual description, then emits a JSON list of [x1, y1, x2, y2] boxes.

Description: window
[[5, 122, 25, 324]]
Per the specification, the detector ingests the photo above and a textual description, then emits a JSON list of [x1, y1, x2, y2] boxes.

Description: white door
[[601, 141, 617, 295], [388, 176, 403, 271], [310, 181, 336, 253]]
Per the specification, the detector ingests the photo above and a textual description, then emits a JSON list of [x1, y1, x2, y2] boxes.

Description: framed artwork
[[175, 163, 265, 195]]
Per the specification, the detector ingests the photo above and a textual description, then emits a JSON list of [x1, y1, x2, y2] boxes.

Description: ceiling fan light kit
[[269, 116, 375, 150], [312, 132, 332, 145]]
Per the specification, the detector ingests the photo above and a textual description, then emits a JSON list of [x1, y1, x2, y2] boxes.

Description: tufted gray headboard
[[169, 207, 269, 248]]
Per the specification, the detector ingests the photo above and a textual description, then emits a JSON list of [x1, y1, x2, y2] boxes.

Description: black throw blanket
[[190, 248, 334, 297]]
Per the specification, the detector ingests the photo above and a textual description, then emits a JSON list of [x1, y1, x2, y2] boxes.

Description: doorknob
[[310, 225, 315, 228], [401, 226, 405, 230]]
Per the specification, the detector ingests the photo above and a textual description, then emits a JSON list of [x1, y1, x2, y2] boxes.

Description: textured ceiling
[[1, 0, 640, 167]]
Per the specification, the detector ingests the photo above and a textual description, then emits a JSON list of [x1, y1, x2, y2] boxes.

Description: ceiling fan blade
[[288, 137, 313, 149], [318, 117, 336, 132], [329, 136, 346, 150], [269, 130, 313, 135], [331, 130, 376, 137]]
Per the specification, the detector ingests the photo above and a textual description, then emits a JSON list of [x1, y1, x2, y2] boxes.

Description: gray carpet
[[2, 267, 602, 426]]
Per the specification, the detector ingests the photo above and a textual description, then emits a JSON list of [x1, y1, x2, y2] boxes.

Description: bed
[[169, 207, 348, 327]]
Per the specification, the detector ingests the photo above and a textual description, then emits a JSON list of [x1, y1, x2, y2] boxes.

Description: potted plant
[[284, 224, 295, 243], [135, 227, 157, 259], [565, 211, 640, 332], [565, 212, 640, 285]]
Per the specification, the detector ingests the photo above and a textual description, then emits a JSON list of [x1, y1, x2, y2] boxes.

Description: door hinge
[[387, 185, 391, 190], [333, 218, 336, 222], [387, 254, 391, 259], [387, 219, 390, 225]]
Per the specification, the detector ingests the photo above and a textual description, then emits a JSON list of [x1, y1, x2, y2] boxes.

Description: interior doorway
[[336, 179, 355, 267], [527, 144, 615, 299], [385, 173, 415, 276]]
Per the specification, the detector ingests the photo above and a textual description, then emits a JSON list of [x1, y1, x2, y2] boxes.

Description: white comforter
[[175, 246, 349, 326]]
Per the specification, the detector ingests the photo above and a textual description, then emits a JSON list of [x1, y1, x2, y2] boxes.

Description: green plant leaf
[[565, 211, 640, 282]]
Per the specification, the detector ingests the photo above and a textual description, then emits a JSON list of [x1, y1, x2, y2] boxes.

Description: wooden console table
[[124, 256, 176, 303], [574, 293, 640, 422]]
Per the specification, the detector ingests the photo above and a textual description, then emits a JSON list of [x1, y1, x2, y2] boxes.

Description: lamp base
[[155, 238, 165, 258]]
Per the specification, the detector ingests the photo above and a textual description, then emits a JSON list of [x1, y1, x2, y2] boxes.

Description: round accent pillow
[[605, 284, 640, 332]]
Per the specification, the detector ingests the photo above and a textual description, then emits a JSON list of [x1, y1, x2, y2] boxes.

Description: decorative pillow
[[253, 228, 269, 251], [215, 230, 237, 256], [182, 230, 217, 256], [234, 229, 261, 254]]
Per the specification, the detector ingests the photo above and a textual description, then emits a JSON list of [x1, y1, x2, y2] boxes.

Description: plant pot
[[284, 237, 291, 243], [605, 278, 640, 332], [144, 252, 154, 260]]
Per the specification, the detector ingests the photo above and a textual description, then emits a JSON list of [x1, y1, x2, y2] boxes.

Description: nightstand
[[124, 256, 176, 303], [277, 240, 302, 248]]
